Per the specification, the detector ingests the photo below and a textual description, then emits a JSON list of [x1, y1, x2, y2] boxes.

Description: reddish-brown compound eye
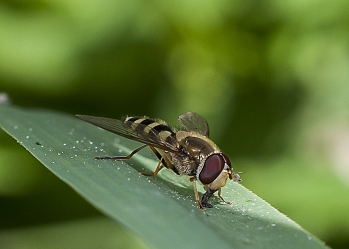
[[199, 154, 225, 184]]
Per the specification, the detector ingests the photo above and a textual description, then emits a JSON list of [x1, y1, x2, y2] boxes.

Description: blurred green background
[[1, 0, 349, 248]]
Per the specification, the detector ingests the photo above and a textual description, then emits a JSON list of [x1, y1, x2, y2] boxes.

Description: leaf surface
[[0, 105, 328, 249]]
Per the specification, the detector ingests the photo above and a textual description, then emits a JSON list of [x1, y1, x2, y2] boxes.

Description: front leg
[[190, 177, 204, 210], [217, 188, 232, 206]]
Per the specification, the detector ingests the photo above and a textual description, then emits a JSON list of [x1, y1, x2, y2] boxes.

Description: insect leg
[[190, 177, 204, 210], [95, 144, 148, 160], [140, 158, 164, 177], [140, 146, 174, 176], [148, 146, 177, 172], [217, 188, 232, 206]]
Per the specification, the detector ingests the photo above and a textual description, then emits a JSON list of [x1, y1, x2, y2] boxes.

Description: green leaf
[[0, 105, 328, 249]]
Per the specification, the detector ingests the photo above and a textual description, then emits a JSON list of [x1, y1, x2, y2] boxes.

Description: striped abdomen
[[124, 117, 177, 146]]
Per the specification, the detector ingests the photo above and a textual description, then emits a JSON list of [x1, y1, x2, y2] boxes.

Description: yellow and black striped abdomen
[[124, 117, 177, 146]]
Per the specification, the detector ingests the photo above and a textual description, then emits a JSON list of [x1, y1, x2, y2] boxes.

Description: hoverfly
[[76, 112, 241, 209]]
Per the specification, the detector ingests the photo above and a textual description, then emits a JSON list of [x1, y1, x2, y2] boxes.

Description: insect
[[76, 112, 241, 209]]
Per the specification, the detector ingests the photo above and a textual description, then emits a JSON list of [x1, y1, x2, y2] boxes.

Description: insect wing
[[178, 112, 210, 137], [76, 115, 180, 153]]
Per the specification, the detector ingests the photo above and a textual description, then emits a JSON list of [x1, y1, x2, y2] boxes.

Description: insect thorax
[[170, 131, 220, 177], [170, 153, 198, 176]]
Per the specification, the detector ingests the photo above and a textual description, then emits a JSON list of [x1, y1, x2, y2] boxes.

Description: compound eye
[[199, 154, 225, 184]]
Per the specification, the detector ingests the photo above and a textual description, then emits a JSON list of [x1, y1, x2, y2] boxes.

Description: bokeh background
[[1, 0, 349, 248]]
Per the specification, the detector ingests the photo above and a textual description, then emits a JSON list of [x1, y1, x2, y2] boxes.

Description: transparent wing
[[76, 115, 180, 153], [178, 112, 210, 137]]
